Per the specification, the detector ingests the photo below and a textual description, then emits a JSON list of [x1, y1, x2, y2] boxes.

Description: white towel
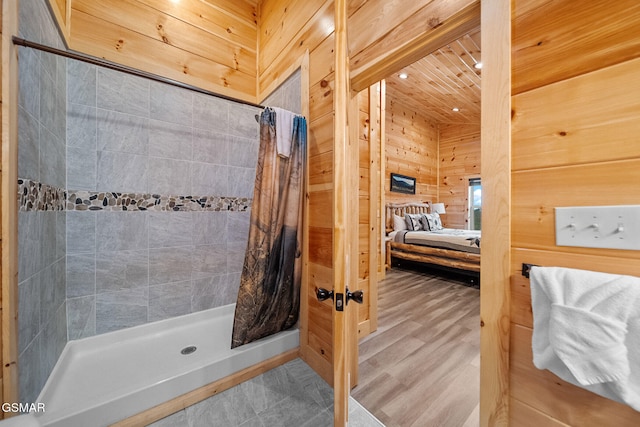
[[530, 266, 640, 411], [270, 107, 296, 158]]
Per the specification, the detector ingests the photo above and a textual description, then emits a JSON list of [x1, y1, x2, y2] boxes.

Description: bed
[[385, 202, 481, 273]]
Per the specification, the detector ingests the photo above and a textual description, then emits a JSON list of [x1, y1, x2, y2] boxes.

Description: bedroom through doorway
[[350, 19, 482, 427]]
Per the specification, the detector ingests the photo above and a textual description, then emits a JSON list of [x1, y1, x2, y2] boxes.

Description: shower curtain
[[231, 107, 307, 348]]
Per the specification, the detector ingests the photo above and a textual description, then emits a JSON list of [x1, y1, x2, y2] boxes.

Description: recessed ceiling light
[[452, 107, 460, 112], [398, 72, 408, 79], [474, 62, 482, 69]]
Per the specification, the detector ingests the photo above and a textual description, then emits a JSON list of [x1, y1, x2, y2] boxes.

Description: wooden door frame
[[332, 0, 353, 425], [2, 0, 21, 409], [344, 1, 512, 426]]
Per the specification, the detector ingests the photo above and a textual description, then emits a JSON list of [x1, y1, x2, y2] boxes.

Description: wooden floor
[[352, 265, 480, 427]]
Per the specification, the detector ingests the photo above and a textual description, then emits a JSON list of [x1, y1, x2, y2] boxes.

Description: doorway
[[351, 27, 482, 426]]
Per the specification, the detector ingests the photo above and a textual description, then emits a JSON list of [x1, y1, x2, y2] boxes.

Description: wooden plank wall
[[356, 83, 382, 337], [258, 0, 335, 385], [348, 0, 477, 90], [384, 90, 438, 205], [64, 0, 259, 103], [510, 1, 640, 425], [438, 123, 480, 229]]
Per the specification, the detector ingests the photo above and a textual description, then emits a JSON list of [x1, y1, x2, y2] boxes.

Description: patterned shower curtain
[[231, 108, 307, 348]]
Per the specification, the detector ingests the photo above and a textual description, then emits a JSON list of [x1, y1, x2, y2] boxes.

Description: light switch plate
[[555, 205, 640, 250]]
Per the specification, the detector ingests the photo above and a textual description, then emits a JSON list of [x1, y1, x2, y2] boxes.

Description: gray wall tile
[[150, 81, 193, 125], [97, 109, 149, 155], [192, 212, 227, 245], [18, 212, 42, 280], [192, 129, 228, 165], [149, 281, 192, 322], [96, 288, 149, 334], [97, 151, 148, 193], [149, 212, 192, 248], [39, 68, 64, 140], [228, 136, 259, 168], [192, 244, 227, 279], [67, 296, 96, 340], [17, 0, 70, 404], [193, 93, 228, 132], [40, 127, 65, 188], [18, 106, 40, 180], [67, 103, 97, 149], [97, 68, 150, 117], [67, 146, 97, 190], [95, 249, 149, 293], [18, 335, 43, 405], [67, 60, 96, 107], [18, 273, 41, 354], [67, 211, 96, 254], [148, 157, 191, 195], [191, 163, 229, 196], [66, 254, 96, 298], [148, 120, 192, 160], [228, 104, 260, 139], [149, 246, 193, 286], [18, 47, 40, 118], [228, 167, 256, 199], [96, 212, 148, 252], [40, 303, 67, 383], [39, 258, 66, 327], [190, 274, 225, 312]]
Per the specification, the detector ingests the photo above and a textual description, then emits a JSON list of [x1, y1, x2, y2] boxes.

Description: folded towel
[[270, 107, 296, 158], [530, 266, 640, 411]]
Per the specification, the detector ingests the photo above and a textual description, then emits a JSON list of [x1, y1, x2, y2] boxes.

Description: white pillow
[[431, 212, 444, 230], [421, 213, 435, 231], [405, 213, 424, 231], [393, 214, 407, 231]]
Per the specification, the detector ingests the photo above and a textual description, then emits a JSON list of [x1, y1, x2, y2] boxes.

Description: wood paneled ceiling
[[386, 28, 481, 125]]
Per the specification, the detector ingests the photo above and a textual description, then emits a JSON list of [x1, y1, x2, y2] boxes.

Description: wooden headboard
[[385, 202, 431, 233]]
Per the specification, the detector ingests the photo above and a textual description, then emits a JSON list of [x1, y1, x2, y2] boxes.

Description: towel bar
[[521, 263, 539, 278]]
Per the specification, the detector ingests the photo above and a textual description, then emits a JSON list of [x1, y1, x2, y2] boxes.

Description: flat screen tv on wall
[[390, 173, 416, 194]]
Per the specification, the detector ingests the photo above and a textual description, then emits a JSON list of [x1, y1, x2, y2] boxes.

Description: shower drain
[[180, 346, 197, 355]]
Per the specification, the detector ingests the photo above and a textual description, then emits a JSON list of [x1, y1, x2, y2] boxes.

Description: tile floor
[[149, 358, 384, 426]]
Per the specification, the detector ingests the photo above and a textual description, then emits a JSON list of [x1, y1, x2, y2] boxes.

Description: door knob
[[346, 288, 363, 304], [316, 287, 334, 302]]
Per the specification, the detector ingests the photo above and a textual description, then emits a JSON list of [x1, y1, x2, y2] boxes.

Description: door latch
[[316, 287, 363, 311]]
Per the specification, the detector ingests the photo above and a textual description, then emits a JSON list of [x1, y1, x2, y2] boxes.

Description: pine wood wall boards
[[56, 0, 260, 103], [510, 1, 640, 425], [1, 0, 20, 411], [349, 0, 480, 93], [439, 123, 480, 229], [512, 0, 640, 95], [384, 93, 438, 205]]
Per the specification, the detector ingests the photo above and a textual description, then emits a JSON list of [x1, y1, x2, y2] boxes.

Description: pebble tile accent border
[[18, 179, 251, 212], [18, 178, 66, 212]]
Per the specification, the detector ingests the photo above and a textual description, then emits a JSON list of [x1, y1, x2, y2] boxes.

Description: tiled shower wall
[[64, 64, 261, 339], [17, 0, 68, 404]]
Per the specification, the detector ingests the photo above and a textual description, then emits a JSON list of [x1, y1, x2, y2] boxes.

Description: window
[[468, 178, 481, 230]]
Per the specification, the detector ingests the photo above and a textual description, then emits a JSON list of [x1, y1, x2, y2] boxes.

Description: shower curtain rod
[[12, 36, 265, 110]]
